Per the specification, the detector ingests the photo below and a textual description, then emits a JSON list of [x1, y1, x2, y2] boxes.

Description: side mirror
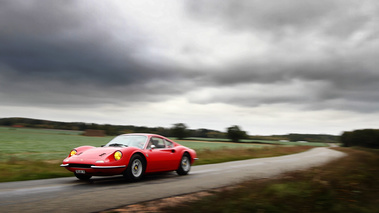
[[150, 145, 156, 150]]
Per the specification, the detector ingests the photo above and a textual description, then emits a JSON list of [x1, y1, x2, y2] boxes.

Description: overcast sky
[[1, 0, 379, 135]]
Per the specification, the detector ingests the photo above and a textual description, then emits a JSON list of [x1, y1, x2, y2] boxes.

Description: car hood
[[74, 147, 124, 160]]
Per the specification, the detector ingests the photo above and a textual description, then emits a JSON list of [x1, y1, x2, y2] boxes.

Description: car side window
[[149, 137, 166, 149], [165, 140, 173, 148]]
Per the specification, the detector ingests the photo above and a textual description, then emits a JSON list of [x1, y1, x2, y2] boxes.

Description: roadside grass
[[161, 147, 379, 213], [0, 146, 314, 182], [195, 146, 313, 165], [0, 158, 73, 182], [0, 127, 314, 182]]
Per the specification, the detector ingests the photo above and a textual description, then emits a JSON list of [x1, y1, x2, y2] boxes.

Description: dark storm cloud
[[0, 0, 151, 83], [0, 0, 188, 107], [1, 0, 379, 116]]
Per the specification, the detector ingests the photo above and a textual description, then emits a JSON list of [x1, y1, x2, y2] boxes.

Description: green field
[[186, 137, 329, 147], [0, 127, 112, 162], [0, 127, 271, 162], [174, 140, 271, 150]]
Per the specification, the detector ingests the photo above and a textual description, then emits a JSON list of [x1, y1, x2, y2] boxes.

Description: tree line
[[340, 129, 379, 148], [0, 117, 226, 138], [0, 117, 339, 143]]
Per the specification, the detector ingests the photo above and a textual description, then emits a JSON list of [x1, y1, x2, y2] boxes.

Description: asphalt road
[[0, 147, 346, 213]]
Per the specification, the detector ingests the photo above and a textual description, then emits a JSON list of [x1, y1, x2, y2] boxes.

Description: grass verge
[[161, 147, 379, 213], [0, 146, 313, 182], [195, 146, 313, 165], [0, 159, 72, 182]]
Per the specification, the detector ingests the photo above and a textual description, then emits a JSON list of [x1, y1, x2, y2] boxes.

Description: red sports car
[[61, 133, 197, 181]]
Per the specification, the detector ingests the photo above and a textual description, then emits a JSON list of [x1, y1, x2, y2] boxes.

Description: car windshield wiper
[[108, 143, 128, 147]]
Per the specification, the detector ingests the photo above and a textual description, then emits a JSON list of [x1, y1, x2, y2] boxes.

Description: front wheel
[[176, 154, 191, 175], [124, 155, 145, 181]]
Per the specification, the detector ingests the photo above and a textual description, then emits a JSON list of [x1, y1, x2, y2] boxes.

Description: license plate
[[75, 170, 85, 174]]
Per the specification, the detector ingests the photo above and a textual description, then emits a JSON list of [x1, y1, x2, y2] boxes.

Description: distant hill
[[0, 117, 338, 142]]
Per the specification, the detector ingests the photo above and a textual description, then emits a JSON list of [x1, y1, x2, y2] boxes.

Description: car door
[[145, 136, 179, 172]]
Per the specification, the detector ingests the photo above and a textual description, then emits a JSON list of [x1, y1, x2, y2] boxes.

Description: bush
[[170, 123, 189, 139], [226, 125, 248, 142], [340, 129, 379, 148]]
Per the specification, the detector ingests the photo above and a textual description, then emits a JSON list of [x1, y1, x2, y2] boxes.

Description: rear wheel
[[124, 155, 145, 181], [176, 153, 191, 175], [74, 173, 92, 180]]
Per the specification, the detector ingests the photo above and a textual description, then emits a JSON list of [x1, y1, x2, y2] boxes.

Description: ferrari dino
[[61, 133, 197, 180]]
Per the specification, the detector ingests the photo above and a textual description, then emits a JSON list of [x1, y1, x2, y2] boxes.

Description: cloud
[[1, 0, 379, 134], [181, 0, 379, 113], [185, 0, 378, 37], [0, 0, 192, 107]]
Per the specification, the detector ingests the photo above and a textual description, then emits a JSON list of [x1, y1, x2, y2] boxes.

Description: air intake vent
[[68, 164, 92, 168]]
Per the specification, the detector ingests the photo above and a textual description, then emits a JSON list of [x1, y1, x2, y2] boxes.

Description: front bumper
[[60, 163, 127, 176], [60, 164, 126, 169]]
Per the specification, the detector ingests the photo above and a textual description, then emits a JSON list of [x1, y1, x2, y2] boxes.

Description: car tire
[[124, 154, 145, 181], [74, 173, 92, 180], [176, 153, 191, 175]]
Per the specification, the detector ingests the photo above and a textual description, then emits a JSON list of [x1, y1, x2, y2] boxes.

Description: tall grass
[[162, 148, 379, 213]]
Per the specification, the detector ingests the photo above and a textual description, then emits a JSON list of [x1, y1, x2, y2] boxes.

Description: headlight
[[69, 149, 77, 157], [114, 151, 122, 161]]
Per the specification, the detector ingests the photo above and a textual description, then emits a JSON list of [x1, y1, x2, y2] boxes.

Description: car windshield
[[105, 135, 147, 149]]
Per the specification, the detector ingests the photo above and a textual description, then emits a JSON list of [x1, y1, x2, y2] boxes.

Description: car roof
[[120, 133, 162, 137]]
